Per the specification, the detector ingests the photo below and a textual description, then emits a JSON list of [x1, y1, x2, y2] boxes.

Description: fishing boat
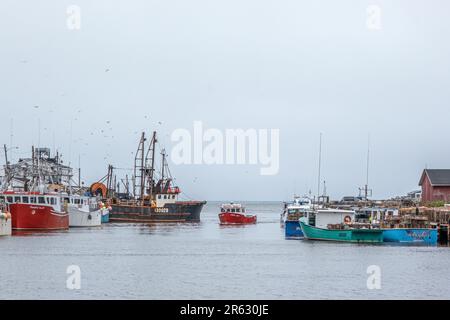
[[300, 221, 383, 243], [299, 208, 383, 243], [381, 214, 437, 244], [281, 196, 314, 239], [219, 203, 257, 225], [106, 132, 206, 223], [0, 191, 69, 230], [0, 147, 71, 230], [0, 202, 12, 236], [66, 195, 102, 227]]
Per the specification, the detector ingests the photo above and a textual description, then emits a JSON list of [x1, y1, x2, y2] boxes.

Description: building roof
[[419, 169, 450, 186]]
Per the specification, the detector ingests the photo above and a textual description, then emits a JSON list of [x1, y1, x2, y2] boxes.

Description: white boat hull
[[0, 218, 12, 236], [69, 208, 102, 227]]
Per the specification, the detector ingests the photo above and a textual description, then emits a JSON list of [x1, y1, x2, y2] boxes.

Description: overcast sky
[[1, 1, 449, 201]]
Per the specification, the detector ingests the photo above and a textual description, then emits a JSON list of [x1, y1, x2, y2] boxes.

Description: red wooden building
[[419, 169, 450, 203]]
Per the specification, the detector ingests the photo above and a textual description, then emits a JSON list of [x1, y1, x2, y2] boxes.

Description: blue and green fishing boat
[[299, 221, 383, 243]]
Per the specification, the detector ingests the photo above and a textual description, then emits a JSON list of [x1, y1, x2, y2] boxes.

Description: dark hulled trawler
[[104, 131, 206, 222]]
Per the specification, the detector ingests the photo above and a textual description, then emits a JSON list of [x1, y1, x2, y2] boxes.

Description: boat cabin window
[[30, 197, 36, 204], [38, 197, 46, 204], [158, 195, 162, 199], [0, 196, 4, 202], [172, 195, 176, 199], [74, 199, 80, 204], [221, 208, 225, 212], [50, 198, 56, 205], [7, 196, 13, 203], [22, 196, 29, 203], [14, 196, 21, 203]]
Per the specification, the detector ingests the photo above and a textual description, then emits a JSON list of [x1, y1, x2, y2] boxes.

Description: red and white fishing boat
[[219, 203, 257, 225], [0, 191, 69, 230]]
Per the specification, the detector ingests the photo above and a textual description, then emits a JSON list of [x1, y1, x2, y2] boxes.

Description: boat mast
[[359, 134, 372, 201], [125, 174, 130, 196], [78, 154, 81, 188], [134, 132, 146, 199], [140, 134, 145, 200], [365, 134, 370, 200], [161, 149, 165, 183], [147, 131, 157, 199], [31, 146, 36, 191], [3, 145, 9, 185], [317, 133, 322, 207]]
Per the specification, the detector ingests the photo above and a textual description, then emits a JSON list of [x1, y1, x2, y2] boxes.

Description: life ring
[[344, 216, 352, 224]]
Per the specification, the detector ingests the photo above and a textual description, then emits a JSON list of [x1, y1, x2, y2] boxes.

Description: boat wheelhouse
[[314, 208, 356, 229]]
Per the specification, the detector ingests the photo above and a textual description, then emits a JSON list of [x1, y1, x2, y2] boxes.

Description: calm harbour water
[[0, 201, 449, 300]]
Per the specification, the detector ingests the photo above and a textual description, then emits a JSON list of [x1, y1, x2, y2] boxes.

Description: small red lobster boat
[[219, 203, 257, 225]]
